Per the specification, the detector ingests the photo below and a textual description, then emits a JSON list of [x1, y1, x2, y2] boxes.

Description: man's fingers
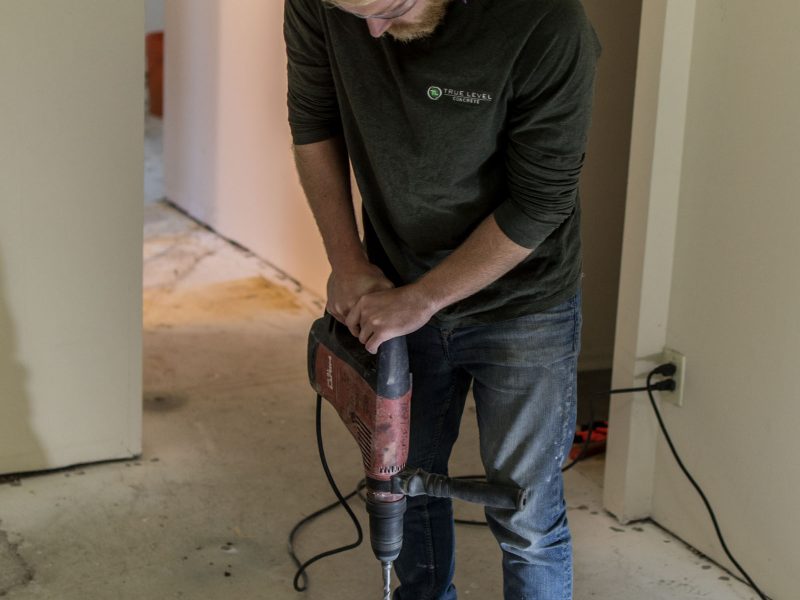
[[358, 322, 372, 345], [325, 305, 342, 322], [364, 330, 380, 354], [365, 336, 379, 354], [345, 301, 362, 338], [361, 276, 393, 296], [362, 318, 395, 353], [366, 329, 391, 354], [328, 297, 357, 323]]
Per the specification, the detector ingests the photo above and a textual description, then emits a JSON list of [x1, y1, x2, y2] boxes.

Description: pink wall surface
[[164, 0, 329, 296]]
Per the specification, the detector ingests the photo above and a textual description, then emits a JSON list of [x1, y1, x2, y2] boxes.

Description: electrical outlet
[[662, 348, 686, 406]]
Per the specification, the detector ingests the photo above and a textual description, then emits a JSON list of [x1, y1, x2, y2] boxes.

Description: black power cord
[[288, 395, 364, 592], [562, 378, 675, 472], [643, 367, 769, 600]]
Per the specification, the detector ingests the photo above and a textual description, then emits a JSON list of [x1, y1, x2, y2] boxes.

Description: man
[[284, 0, 600, 597]]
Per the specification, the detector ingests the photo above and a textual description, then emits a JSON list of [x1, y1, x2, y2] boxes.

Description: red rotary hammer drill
[[308, 314, 527, 599]]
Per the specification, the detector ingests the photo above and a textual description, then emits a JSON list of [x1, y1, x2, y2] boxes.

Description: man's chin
[[386, 0, 453, 43], [387, 24, 437, 42]]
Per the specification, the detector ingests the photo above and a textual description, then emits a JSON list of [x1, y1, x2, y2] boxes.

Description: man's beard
[[388, 0, 454, 42]]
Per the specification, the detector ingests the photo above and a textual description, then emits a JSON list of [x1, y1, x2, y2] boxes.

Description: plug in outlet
[[661, 348, 686, 406]]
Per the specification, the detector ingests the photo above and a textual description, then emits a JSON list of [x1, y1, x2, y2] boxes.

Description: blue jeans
[[393, 290, 581, 600]]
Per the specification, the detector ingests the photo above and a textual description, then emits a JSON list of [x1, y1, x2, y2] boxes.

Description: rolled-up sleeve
[[493, 0, 601, 249], [284, 0, 342, 145]]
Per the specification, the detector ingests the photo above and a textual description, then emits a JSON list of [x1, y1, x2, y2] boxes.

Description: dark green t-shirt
[[284, 0, 601, 326]]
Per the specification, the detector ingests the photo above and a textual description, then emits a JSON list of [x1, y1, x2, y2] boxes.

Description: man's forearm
[[346, 213, 533, 353], [414, 214, 532, 313], [292, 136, 366, 271]]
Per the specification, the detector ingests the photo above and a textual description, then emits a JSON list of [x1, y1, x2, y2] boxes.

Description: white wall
[[0, 2, 144, 473], [164, 0, 329, 297], [163, 1, 221, 223], [654, 0, 800, 593], [606, 1, 799, 596], [145, 0, 164, 33]]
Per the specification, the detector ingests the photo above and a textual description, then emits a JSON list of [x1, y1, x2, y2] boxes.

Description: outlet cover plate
[[662, 348, 686, 407]]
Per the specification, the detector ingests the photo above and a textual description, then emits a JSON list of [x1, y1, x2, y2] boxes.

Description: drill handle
[[392, 467, 527, 511]]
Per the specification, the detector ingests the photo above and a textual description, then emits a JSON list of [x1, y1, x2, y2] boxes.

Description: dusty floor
[[0, 198, 758, 599]]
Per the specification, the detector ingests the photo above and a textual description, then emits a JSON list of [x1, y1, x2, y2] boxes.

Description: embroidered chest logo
[[426, 85, 494, 105]]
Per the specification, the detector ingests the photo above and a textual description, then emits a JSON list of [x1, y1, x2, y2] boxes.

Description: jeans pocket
[[503, 293, 581, 364]]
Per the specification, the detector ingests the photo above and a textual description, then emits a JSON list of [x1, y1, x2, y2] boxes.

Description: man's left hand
[[345, 284, 438, 354]]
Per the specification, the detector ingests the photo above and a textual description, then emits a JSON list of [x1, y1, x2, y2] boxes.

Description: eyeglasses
[[337, 0, 418, 20]]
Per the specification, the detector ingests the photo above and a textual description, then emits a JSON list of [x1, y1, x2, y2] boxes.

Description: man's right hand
[[326, 262, 394, 335]]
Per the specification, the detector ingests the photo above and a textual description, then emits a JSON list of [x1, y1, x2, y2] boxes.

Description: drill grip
[[393, 468, 527, 511]]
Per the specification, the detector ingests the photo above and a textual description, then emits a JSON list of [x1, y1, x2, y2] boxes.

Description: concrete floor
[[0, 119, 758, 600]]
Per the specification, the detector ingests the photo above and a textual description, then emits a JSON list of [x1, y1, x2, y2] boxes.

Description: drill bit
[[382, 561, 392, 600]]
